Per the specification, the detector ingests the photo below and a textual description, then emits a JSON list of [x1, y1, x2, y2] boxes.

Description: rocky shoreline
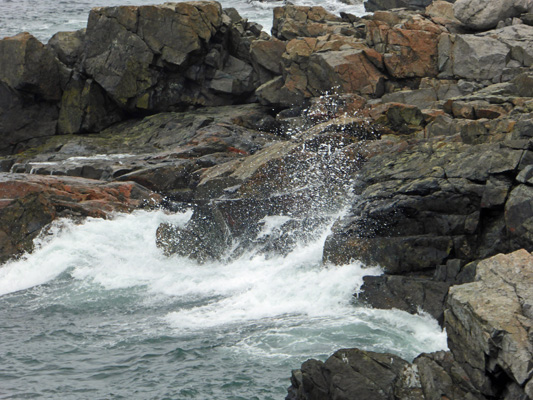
[[2, 0, 533, 398]]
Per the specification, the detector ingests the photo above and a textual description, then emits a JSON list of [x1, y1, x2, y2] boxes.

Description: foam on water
[[0, 210, 447, 398], [0, 210, 191, 296]]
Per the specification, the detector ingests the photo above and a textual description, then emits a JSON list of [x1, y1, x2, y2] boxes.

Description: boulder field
[[2, 0, 533, 398]]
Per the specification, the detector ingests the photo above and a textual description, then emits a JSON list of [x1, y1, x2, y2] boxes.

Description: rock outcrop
[[0, 173, 160, 263], [287, 348, 411, 400], [446, 249, 533, 398], [289, 250, 533, 399]]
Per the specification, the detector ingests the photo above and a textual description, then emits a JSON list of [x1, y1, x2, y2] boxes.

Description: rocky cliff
[[2, 0, 533, 398]]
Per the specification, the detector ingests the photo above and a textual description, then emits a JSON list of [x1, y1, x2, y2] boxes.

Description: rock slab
[[446, 249, 533, 398]]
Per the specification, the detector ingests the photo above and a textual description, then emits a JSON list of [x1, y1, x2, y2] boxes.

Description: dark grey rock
[[414, 351, 486, 400], [58, 73, 122, 134], [358, 274, 451, 323], [287, 348, 410, 400], [0, 82, 58, 155], [365, 0, 433, 12], [47, 29, 85, 67], [0, 32, 67, 102], [156, 203, 232, 262]]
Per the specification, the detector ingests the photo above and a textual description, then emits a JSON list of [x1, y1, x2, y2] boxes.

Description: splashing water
[[0, 210, 446, 399]]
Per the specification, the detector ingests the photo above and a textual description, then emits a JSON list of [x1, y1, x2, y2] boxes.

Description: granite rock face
[[82, 2, 241, 111], [0, 1, 273, 147], [324, 140, 530, 271], [0, 173, 160, 263], [47, 29, 85, 68], [446, 250, 533, 398], [366, 13, 444, 79], [2, 4, 533, 398], [0, 32, 67, 102], [289, 251, 533, 400], [439, 25, 533, 82], [453, 0, 533, 31], [0, 33, 67, 154]]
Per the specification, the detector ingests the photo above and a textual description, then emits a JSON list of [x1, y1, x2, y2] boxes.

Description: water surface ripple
[[0, 211, 447, 399]]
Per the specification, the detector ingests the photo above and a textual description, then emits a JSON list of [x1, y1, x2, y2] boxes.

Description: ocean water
[[0, 0, 366, 42], [0, 210, 447, 399]]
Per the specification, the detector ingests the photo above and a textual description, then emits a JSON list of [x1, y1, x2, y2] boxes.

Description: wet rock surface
[[286, 348, 411, 400], [0, 173, 160, 263]]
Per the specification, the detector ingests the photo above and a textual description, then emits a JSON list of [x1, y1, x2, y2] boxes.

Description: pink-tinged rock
[[366, 15, 442, 78], [0, 173, 161, 263]]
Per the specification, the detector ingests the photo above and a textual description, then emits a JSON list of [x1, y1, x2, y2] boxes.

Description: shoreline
[[2, 0, 533, 398]]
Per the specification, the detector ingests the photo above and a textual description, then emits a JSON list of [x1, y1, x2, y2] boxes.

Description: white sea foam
[[0, 210, 191, 296], [0, 208, 447, 361], [256, 215, 292, 238]]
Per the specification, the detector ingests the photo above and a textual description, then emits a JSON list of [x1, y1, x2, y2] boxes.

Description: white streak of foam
[[0, 208, 446, 359], [0, 210, 191, 296], [256, 215, 292, 239]]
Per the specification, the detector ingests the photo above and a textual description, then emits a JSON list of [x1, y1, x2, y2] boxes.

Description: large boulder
[[453, 0, 533, 31], [257, 32, 386, 106], [250, 38, 286, 84], [445, 250, 533, 398], [83, 6, 161, 109], [82, 2, 262, 112], [479, 24, 533, 68], [439, 24, 533, 83], [0, 33, 69, 154], [358, 274, 451, 322], [0, 32, 67, 102], [412, 351, 487, 400], [366, 13, 444, 79], [47, 29, 86, 67]]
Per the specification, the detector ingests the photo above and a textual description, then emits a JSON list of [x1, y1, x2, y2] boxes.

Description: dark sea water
[[0, 211, 447, 399], [0, 0, 366, 42]]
